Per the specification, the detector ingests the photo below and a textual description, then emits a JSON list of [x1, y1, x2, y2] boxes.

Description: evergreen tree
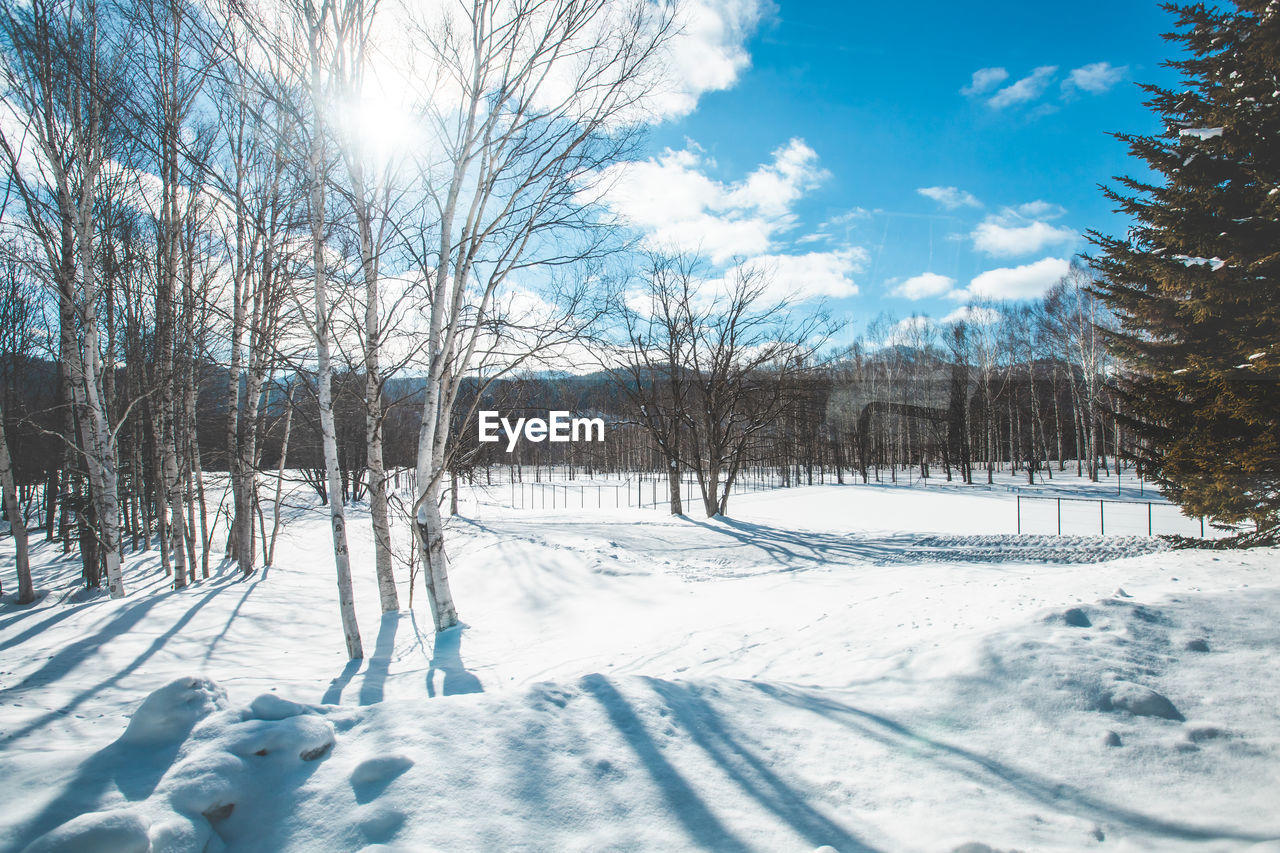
[[1090, 1, 1280, 531]]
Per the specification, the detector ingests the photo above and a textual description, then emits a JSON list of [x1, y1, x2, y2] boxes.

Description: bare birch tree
[[0, 0, 131, 596], [324, 0, 401, 613], [300, 0, 363, 658], [400, 0, 676, 631], [0, 394, 33, 602]]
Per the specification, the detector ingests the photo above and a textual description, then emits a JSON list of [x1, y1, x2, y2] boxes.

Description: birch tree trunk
[[266, 383, 295, 567], [308, 12, 362, 660], [349, 160, 397, 612], [73, 214, 126, 599], [0, 397, 33, 603]]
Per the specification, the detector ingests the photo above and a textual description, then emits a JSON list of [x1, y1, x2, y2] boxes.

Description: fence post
[[1017, 494, 1021, 534], [1148, 502, 1152, 536], [1057, 498, 1061, 536], [1100, 500, 1105, 536], [1201, 516, 1205, 538]]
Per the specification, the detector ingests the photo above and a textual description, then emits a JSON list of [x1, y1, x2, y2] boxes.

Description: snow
[[1173, 255, 1227, 271], [1178, 127, 1225, 140], [2, 475, 1278, 851]]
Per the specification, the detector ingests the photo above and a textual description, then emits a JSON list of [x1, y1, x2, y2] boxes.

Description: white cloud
[[1063, 62, 1127, 95], [917, 186, 982, 210], [892, 272, 955, 301], [886, 315, 936, 347], [599, 138, 829, 264], [958, 257, 1070, 301], [988, 66, 1058, 109], [941, 305, 1001, 326], [972, 219, 1076, 256], [1012, 200, 1066, 220], [725, 137, 830, 217], [970, 202, 1076, 257], [653, 0, 772, 120], [825, 207, 871, 227], [720, 248, 866, 302], [961, 67, 1009, 96], [329, 0, 770, 135]]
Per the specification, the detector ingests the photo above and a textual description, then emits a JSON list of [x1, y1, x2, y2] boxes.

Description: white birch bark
[[0, 396, 34, 603], [308, 7, 362, 660]]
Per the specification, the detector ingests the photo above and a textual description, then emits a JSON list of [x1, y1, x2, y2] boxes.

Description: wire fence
[[408, 464, 1241, 541], [502, 468, 790, 511], [1015, 494, 1239, 539]]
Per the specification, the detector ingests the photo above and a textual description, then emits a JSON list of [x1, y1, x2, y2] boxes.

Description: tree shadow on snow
[[321, 615, 484, 704], [8, 702, 201, 850], [321, 611, 399, 706], [578, 674, 882, 851], [426, 625, 483, 698], [684, 516, 922, 569], [580, 674, 756, 852], [359, 612, 399, 705], [321, 658, 363, 706], [754, 681, 1277, 845], [647, 678, 879, 852], [0, 578, 240, 749]]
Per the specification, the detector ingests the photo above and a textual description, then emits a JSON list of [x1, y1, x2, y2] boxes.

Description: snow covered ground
[[1, 478, 1277, 852]]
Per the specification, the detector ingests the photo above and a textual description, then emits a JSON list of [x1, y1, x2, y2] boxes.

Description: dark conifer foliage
[[1090, 1, 1280, 529]]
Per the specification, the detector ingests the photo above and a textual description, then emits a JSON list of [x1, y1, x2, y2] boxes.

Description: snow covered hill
[[2, 483, 1277, 852]]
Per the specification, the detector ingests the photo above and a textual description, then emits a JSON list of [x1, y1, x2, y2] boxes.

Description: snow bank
[[18, 584, 1280, 852], [4, 482, 1278, 851], [22, 680, 337, 853]]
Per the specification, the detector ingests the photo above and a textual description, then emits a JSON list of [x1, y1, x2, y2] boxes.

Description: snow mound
[[21, 809, 151, 853], [22, 681, 337, 853], [1061, 606, 1093, 627], [1099, 681, 1184, 721], [119, 676, 227, 746]]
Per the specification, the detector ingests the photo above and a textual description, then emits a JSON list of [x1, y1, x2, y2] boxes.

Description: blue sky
[[603, 0, 1181, 338]]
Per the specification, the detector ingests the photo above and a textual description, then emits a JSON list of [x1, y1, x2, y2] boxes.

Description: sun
[[332, 76, 418, 176]]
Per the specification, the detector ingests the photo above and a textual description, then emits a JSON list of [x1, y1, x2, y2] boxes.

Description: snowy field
[[1, 479, 1278, 852]]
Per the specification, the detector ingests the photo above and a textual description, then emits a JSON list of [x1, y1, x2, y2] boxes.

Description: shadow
[[426, 626, 483, 698], [200, 567, 273, 666], [0, 599, 102, 649], [9, 701, 204, 850], [683, 515, 923, 570], [684, 515, 1153, 574], [358, 612, 400, 706], [321, 658, 363, 705], [754, 681, 1277, 845], [0, 582, 235, 748], [580, 675, 752, 852], [648, 678, 878, 852]]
